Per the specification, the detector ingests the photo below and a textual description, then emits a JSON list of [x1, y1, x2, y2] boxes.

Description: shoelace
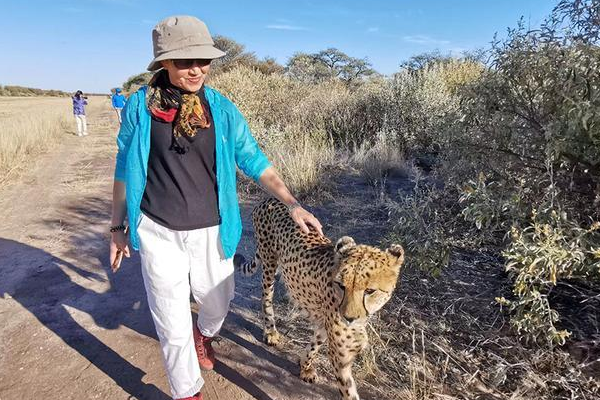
[[196, 336, 218, 356]]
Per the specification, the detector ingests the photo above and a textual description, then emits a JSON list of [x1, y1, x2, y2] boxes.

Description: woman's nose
[[189, 65, 202, 75]]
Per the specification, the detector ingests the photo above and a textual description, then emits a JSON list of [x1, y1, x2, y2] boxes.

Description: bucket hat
[[147, 16, 226, 71]]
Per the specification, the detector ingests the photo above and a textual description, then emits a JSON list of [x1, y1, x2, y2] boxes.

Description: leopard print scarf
[[146, 70, 210, 138]]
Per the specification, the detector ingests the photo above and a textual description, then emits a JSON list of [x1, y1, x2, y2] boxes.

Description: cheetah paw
[[264, 330, 281, 346], [300, 367, 318, 383]]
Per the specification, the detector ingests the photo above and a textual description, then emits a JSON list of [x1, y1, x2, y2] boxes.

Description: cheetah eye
[[364, 288, 377, 295]]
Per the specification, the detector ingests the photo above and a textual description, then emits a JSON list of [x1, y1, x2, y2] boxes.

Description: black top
[[140, 87, 220, 230]]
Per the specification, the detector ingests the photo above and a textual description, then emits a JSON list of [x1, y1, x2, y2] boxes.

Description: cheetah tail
[[233, 253, 261, 277]]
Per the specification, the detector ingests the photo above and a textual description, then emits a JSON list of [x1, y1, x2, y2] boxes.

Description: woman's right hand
[[110, 230, 130, 273]]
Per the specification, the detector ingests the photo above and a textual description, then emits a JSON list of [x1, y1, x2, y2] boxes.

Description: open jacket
[[114, 85, 271, 259]]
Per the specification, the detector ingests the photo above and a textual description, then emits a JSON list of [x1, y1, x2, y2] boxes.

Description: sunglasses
[[171, 59, 212, 69]]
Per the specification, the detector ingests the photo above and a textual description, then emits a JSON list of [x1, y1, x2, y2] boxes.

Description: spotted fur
[[237, 198, 404, 400]]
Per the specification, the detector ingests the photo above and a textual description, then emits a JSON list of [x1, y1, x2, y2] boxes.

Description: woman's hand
[[257, 167, 324, 236], [289, 205, 324, 237], [110, 230, 131, 272]]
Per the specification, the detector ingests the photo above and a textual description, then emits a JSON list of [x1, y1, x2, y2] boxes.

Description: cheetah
[[236, 198, 404, 400]]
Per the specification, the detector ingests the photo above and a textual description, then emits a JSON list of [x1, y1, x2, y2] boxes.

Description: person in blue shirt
[[111, 88, 127, 124], [108, 15, 323, 400], [72, 90, 88, 136]]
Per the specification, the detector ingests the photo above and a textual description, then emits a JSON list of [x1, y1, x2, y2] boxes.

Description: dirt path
[[0, 99, 342, 400]]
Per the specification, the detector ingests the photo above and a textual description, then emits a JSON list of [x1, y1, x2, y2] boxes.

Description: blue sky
[[1, 0, 557, 93]]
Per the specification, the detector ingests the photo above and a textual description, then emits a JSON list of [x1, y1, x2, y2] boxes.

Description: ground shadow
[[1, 181, 397, 400], [0, 237, 169, 400]]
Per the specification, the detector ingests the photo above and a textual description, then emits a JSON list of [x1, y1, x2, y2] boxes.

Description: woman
[[72, 90, 88, 136], [109, 15, 322, 400]]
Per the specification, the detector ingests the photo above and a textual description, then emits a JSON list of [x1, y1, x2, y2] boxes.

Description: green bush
[[498, 208, 600, 346], [448, 0, 600, 345], [123, 72, 153, 94]]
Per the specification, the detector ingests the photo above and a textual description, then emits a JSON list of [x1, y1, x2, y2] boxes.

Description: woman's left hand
[[290, 206, 324, 237]]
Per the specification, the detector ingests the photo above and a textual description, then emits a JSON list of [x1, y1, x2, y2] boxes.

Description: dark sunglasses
[[171, 59, 211, 69]]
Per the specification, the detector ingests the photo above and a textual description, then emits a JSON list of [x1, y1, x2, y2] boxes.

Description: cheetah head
[[332, 236, 404, 325]]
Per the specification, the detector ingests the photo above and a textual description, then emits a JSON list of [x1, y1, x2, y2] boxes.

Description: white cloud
[[266, 24, 308, 31], [403, 35, 450, 45], [367, 27, 379, 33]]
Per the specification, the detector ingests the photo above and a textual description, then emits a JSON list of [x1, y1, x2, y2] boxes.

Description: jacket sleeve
[[230, 104, 272, 182], [114, 91, 140, 181], [111, 95, 117, 108]]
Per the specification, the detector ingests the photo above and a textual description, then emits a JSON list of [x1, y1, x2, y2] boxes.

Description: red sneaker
[[193, 325, 215, 371]]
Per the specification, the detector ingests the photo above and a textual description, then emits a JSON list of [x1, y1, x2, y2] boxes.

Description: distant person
[[72, 90, 88, 136], [111, 88, 127, 124], [108, 15, 323, 400]]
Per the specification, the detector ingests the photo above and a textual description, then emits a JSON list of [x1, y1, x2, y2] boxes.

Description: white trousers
[[137, 213, 235, 399], [114, 107, 123, 123], [75, 114, 87, 135]]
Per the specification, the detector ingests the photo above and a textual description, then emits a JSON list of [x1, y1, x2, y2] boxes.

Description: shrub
[[386, 178, 461, 276], [498, 208, 600, 346], [448, 0, 600, 344], [123, 72, 153, 94]]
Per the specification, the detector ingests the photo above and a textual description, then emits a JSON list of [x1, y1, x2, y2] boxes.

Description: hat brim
[[147, 45, 226, 71]]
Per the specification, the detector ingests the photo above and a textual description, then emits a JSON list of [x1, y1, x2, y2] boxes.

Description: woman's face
[[161, 59, 211, 92]]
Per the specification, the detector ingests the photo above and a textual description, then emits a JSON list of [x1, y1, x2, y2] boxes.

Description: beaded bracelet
[[109, 224, 126, 233]]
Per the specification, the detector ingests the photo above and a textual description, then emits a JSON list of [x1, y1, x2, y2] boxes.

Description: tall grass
[[210, 66, 427, 194], [0, 97, 71, 183]]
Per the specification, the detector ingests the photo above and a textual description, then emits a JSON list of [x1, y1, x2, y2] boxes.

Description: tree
[[211, 35, 258, 73], [123, 72, 153, 93], [400, 50, 453, 72], [286, 48, 375, 85], [210, 35, 284, 75], [254, 56, 285, 75]]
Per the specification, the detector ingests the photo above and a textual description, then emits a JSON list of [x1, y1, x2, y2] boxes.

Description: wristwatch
[[287, 201, 301, 213]]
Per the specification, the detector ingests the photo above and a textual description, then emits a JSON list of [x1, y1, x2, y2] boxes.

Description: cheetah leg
[[261, 259, 281, 346], [299, 326, 326, 383], [329, 342, 360, 400]]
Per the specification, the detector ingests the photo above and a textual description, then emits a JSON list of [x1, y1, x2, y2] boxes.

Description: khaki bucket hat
[[147, 15, 226, 71]]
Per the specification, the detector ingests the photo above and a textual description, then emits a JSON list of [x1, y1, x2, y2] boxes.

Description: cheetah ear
[[387, 244, 405, 266], [334, 236, 356, 255]]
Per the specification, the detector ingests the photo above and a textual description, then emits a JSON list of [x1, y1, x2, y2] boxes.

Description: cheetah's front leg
[[329, 341, 360, 400], [299, 326, 326, 383]]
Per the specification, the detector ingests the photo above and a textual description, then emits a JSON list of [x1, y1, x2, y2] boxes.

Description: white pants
[[75, 114, 87, 136], [114, 107, 123, 123], [137, 214, 235, 399]]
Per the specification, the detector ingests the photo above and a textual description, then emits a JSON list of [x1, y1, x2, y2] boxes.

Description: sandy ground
[[0, 99, 348, 400]]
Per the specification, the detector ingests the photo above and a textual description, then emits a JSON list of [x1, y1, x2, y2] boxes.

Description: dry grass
[[212, 69, 413, 200], [0, 97, 71, 183], [0, 96, 111, 185], [350, 128, 407, 185], [269, 247, 599, 400], [263, 128, 335, 196]]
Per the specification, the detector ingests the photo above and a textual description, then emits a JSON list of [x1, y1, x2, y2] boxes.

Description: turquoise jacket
[[114, 86, 271, 259]]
